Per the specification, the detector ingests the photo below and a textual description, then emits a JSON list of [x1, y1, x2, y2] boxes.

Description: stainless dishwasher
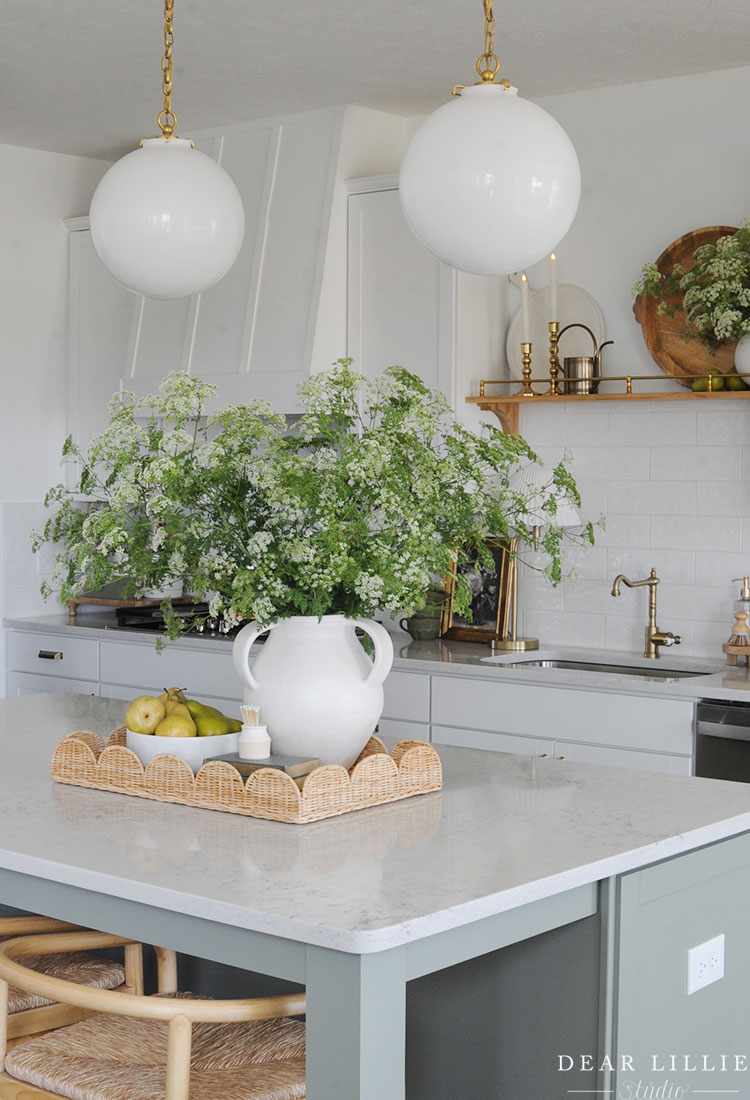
[[695, 700, 750, 782]]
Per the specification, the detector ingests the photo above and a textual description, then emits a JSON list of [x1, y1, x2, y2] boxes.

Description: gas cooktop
[[114, 603, 244, 639]]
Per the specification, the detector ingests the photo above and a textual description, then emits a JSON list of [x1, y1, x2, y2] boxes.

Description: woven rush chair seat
[[0, 931, 306, 1100], [4, 951, 125, 1015], [4, 998, 306, 1100], [0, 917, 177, 1045]]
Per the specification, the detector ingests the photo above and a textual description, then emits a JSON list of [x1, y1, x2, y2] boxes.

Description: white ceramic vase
[[232, 615, 394, 768], [734, 332, 750, 375]]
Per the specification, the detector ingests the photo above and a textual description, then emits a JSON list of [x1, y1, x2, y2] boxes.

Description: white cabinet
[[347, 179, 456, 401], [67, 227, 134, 449], [429, 672, 695, 775]]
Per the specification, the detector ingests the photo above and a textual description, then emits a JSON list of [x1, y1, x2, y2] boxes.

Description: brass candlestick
[[548, 321, 561, 395], [520, 342, 535, 396]]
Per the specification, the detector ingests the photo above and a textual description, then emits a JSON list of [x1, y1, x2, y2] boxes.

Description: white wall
[[0, 143, 110, 680], [507, 66, 750, 658]]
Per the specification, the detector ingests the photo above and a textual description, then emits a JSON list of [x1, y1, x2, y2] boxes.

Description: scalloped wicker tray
[[51, 728, 443, 824]]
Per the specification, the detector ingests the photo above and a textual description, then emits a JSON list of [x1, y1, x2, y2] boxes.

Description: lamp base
[[492, 637, 539, 652]]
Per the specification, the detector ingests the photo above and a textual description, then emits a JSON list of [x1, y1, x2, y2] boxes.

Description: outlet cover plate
[[687, 933, 725, 995]]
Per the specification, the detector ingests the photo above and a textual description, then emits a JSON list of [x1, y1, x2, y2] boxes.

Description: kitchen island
[[2, 694, 750, 1097]]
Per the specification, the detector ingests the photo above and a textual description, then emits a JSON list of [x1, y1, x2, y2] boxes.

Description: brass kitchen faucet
[[611, 568, 681, 659]]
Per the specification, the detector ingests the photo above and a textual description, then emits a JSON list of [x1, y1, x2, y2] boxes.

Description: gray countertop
[[3, 693, 750, 953], [6, 612, 750, 703]]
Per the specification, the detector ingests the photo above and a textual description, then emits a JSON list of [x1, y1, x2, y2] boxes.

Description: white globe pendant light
[[400, 0, 581, 277], [89, 0, 244, 300]]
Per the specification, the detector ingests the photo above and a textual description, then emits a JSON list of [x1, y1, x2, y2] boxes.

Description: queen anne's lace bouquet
[[34, 363, 594, 639], [634, 222, 750, 348]]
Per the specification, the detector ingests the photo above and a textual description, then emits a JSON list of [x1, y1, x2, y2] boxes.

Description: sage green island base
[[1, 693, 750, 1099]]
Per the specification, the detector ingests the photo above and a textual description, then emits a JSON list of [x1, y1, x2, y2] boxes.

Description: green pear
[[158, 687, 187, 714], [125, 696, 166, 735], [155, 713, 197, 738], [184, 698, 205, 718], [198, 704, 225, 719], [225, 718, 242, 734], [195, 714, 231, 737]]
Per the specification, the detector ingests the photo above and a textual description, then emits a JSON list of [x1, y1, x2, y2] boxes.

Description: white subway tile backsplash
[[657, 583, 730, 623], [606, 480, 695, 516], [563, 578, 621, 616], [694, 619, 737, 660], [562, 543, 608, 581], [605, 614, 654, 654], [596, 514, 650, 549], [567, 478, 607, 515], [605, 548, 695, 585], [522, 412, 612, 447], [514, 400, 750, 659], [696, 481, 750, 517], [567, 447, 651, 481], [651, 446, 742, 481], [522, 609, 606, 649], [605, 409, 696, 447], [697, 406, 750, 446], [651, 515, 742, 552], [695, 551, 750, 587]]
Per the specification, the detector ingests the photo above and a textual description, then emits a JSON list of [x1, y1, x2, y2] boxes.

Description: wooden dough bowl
[[633, 225, 738, 388]]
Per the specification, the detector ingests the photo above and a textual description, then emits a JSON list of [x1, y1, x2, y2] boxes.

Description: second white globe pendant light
[[399, 0, 581, 276]]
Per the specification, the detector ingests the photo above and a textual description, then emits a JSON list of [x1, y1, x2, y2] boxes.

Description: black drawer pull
[[38, 650, 63, 661]]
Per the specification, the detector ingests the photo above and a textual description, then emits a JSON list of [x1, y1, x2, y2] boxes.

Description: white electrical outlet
[[687, 934, 725, 995]]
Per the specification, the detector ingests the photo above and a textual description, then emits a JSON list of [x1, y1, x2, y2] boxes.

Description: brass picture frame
[[440, 539, 513, 643]]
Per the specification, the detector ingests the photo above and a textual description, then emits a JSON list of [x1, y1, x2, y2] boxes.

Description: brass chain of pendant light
[[158, 0, 177, 138], [453, 0, 511, 96]]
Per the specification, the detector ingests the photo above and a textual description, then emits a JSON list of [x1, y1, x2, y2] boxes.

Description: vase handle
[[232, 621, 273, 691], [353, 619, 394, 687]]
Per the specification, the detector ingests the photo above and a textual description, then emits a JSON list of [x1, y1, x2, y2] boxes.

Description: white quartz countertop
[[6, 613, 750, 703], [3, 693, 750, 953]]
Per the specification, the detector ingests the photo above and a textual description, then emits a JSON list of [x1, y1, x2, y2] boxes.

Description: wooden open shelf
[[466, 388, 750, 434]]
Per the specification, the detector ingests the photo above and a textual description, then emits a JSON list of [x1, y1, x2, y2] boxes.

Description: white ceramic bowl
[[126, 728, 240, 772]]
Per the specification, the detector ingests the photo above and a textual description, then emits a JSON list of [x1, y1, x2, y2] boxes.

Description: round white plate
[[506, 283, 606, 379], [126, 727, 239, 771]]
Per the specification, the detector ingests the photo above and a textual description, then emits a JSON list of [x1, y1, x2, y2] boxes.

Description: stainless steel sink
[[503, 659, 709, 680]]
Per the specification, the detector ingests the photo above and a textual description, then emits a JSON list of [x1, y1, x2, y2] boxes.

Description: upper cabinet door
[[121, 109, 344, 411], [67, 226, 135, 451], [347, 182, 456, 404]]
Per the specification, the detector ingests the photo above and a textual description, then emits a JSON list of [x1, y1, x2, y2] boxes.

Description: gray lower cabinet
[[429, 673, 694, 775], [4, 630, 696, 774], [4, 630, 240, 714]]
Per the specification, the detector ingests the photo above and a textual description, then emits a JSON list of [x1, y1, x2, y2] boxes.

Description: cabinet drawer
[[99, 641, 241, 700], [382, 670, 430, 722], [431, 675, 694, 756], [377, 717, 431, 743], [7, 631, 99, 681], [556, 741, 692, 776], [6, 671, 99, 697], [432, 724, 554, 757]]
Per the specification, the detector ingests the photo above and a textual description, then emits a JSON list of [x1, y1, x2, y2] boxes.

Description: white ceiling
[[4, 0, 750, 161]]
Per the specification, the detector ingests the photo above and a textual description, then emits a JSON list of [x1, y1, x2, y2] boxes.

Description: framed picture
[[440, 539, 513, 643]]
